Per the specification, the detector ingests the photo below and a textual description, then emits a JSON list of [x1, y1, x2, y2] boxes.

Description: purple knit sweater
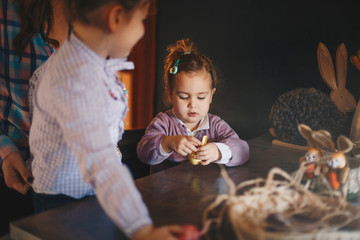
[[137, 110, 249, 171]]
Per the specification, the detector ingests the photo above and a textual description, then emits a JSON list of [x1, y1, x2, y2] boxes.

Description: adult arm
[[0, 131, 32, 194]]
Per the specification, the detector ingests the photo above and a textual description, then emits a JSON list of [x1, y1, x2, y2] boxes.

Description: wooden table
[[9, 134, 359, 239]]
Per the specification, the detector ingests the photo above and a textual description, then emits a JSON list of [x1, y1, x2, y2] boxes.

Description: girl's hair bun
[[167, 38, 196, 59]]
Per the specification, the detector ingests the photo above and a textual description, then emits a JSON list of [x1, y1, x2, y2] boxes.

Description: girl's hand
[[132, 224, 183, 240], [194, 143, 221, 165], [161, 136, 201, 156]]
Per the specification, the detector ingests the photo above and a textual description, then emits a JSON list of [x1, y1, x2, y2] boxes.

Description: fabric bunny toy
[[311, 128, 353, 199], [297, 123, 353, 200], [298, 124, 323, 181]]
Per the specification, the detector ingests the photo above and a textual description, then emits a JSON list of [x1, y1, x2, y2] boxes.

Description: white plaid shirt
[[29, 33, 152, 237]]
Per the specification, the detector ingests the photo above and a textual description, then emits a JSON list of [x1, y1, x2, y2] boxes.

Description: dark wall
[[155, 1, 360, 140]]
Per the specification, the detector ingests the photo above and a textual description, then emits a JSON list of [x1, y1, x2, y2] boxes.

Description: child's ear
[[107, 5, 124, 33], [210, 88, 216, 103]]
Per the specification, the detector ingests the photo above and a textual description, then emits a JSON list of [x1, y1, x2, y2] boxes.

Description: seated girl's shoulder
[[208, 112, 223, 122], [150, 110, 179, 125], [154, 110, 175, 121], [208, 113, 234, 129]]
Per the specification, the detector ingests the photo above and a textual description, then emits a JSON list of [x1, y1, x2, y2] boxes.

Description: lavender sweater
[[137, 110, 249, 170]]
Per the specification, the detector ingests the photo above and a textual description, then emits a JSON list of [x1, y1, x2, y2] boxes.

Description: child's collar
[[106, 58, 134, 73], [171, 109, 210, 133], [68, 32, 134, 73]]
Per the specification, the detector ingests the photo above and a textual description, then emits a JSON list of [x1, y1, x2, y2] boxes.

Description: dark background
[[154, 0, 360, 140]]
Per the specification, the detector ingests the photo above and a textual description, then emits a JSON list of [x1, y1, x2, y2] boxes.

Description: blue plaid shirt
[[0, 0, 53, 165]]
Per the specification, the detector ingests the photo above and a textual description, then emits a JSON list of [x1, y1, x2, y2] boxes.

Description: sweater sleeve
[[210, 115, 250, 167], [137, 113, 171, 165]]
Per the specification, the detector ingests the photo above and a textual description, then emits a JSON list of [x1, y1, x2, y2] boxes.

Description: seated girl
[[137, 39, 250, 173]]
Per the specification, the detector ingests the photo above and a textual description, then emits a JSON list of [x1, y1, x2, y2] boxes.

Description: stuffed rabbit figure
[[298, 124, 325, 187], [317, 42, 356, 113], [311, 127, 352, 199], [298, 123, 353, 199]]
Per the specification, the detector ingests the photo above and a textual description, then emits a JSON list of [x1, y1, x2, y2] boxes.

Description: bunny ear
[[337, 135, 353, 153], [298, 124, 315, 146], [317, 42, 337, 90], [312, 130, 335, 152], [340, 167, 350, 185], [336, 43, 348, 89]]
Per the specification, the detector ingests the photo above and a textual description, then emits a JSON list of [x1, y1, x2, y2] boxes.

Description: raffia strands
[[202, 165, 360, 240]]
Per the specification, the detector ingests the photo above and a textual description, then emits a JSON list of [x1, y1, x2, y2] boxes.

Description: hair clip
[[170, 58, 180, 75]]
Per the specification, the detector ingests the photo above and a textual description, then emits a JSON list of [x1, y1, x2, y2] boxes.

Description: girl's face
[[110, 1, 150, 58], [170, 68, 216, 131]]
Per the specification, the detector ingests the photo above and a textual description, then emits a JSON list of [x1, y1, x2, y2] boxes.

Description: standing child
[[137, 39, 250, 173], [29, 0, 182, 239]]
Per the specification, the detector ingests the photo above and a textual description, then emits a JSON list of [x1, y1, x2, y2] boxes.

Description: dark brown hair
[[14, 0, 59, 60], [62, 0, 148, 29], [164, 39, 218, 102]]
